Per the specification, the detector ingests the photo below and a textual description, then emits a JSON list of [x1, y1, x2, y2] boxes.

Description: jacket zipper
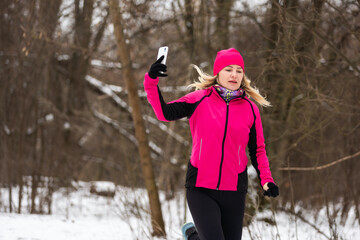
[[216, 101, 229, 190]]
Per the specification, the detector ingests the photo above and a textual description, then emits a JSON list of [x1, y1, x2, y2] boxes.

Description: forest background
[[1, 0, 359, 238]]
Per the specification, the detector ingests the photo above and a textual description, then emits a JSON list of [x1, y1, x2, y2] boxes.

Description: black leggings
[[186, 187, 246, 240]]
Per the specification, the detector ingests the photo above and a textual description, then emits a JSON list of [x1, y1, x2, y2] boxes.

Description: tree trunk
[[264, 0, 283, 182], [67, 0, 94, 113], [263, 0, 300, 194], [108, 0, 166, 237], [30, 174, 39, 213], [214, 0, 235, 49], [184, 0, 196, 60], [265, 0, 326, 203]]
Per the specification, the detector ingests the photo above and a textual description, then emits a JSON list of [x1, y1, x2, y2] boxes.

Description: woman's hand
[[263, 182, 279, 197], [148, 55, 168, 79]]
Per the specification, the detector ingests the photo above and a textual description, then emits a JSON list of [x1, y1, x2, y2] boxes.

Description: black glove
[[263, 182, 279, 197], [148, 55, 168, 79]]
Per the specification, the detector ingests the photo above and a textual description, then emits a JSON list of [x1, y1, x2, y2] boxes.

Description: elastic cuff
[[145, 72, 159, 81]]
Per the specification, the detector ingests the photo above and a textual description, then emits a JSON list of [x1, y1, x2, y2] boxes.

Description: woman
[[144, 48, 279, 240]]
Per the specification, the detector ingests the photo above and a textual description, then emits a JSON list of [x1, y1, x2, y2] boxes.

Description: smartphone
[[157, 46, 168, 64]]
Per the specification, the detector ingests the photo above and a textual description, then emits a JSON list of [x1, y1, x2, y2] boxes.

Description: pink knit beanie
[[213, 48, 244, 76]]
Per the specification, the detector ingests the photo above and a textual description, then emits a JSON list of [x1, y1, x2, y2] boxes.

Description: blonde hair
[[188, 64, 271, 107]]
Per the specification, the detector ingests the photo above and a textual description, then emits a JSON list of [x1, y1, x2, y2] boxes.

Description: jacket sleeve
[[247, 102, 275, 187], [143, 73, 198, 121]]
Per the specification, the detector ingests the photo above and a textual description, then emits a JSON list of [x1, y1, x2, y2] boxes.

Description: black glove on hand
[[148, 55, 168, 79], [263, 182, 279, 197]]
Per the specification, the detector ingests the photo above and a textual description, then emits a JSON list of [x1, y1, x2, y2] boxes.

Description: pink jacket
[[144, 73, 274, 191]]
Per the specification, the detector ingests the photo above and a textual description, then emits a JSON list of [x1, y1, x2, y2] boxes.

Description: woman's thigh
[[186, 188, 224, 240], [219, 191, 246, 240]]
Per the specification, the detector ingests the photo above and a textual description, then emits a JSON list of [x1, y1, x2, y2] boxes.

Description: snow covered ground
[[0, 181, 359, 240]]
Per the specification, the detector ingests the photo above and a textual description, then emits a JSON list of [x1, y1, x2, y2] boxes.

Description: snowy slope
[[0, 181, 359, 240]]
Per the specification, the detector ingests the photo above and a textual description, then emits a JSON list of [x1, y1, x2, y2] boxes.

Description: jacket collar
[[211, 85, 246, 102]]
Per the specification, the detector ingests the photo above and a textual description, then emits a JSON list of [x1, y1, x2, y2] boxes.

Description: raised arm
[[144, 56, 198, 121]]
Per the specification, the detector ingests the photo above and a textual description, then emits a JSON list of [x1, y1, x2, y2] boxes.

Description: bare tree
[[67, 0, 94, 113], [108, 0, 166, 237], [214, 0, 235, 49]]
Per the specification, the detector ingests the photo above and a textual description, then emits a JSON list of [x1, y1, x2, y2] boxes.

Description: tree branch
[[279, 151, 360, 171], [274, 1, 360, 75]]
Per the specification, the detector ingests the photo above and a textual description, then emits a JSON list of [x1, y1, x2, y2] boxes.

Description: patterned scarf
[[214, 85, 245, 102]]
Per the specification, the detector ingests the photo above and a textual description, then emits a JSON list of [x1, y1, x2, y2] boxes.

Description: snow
[[3, 124, 11, 135], [1, 181, 359, 240], [91, 59, 122, 69], [45, 113, 54, 122], [245, 208, 360, 240], [0, 213, 129, 240], [89, 181, 116, 193], [63, 122, 70, 129]]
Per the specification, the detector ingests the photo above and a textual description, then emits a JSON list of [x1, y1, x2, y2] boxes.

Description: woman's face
[[217, 65, 244, 91]]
